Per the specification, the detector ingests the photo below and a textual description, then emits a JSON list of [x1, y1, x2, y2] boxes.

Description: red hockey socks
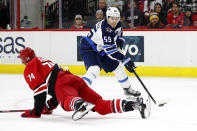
[[63, 96, 84, 111], [94, 98, 134, 115]]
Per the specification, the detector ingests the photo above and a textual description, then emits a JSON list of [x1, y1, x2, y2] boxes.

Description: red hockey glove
[[21, 109, 41, 118], [41, 105, 53, 114], [41, 99, 57, 115]]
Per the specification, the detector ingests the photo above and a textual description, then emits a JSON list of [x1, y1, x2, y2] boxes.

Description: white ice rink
[[0, 74, 197, 131]]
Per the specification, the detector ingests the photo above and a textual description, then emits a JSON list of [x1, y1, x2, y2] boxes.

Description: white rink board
[[0, 31, 197, 67]]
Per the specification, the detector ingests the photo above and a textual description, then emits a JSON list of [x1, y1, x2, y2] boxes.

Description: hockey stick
[[0, 109, 28, 113], [132, 68, 167, 107]]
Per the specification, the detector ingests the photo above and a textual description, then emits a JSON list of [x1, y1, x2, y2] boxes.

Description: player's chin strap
[[131, 67, 167, 107]]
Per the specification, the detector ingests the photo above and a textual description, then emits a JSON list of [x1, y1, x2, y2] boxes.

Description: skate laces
[[78, 103, 88, 112]]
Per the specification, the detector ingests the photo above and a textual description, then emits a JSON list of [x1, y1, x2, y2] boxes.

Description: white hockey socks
[[82, 65, 100, 86], [113, 63, 131, 89]]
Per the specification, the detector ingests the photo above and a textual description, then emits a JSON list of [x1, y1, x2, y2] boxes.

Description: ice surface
[[0, 74, 197, 131]]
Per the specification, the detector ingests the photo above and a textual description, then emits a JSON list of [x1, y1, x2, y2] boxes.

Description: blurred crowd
[[0, 1, 9, 29], [1, 0, 197, 29], [46, 0, 197, 29]]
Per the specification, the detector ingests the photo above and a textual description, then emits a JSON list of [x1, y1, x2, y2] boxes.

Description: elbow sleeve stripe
[[34, 86, 47, 96], [103, 44, 117, 49], [33, 72, 52, 96], [105, 49, 118, 55]]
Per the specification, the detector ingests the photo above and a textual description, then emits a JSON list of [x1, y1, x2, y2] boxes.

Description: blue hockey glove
[[122, 57, 136, 73]]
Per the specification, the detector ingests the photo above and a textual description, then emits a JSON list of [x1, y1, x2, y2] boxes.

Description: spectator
[[163, 0, 175, 13], [98, 0, 107, 16], [184, 6, 193, 26], [84, 9, 104, 29], [70, 14, 85, 29], [143, 0, 162, 17], [154, 3, 167, 25], [95, 9, 104, 22], [124, 0, 146, 28], [167, 2, 184, 28], [0, 2, 9, 29], [147, 12, 165, 28]]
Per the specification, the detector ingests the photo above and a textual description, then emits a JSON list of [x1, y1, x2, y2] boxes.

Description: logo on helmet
[[106, 7, 120, 19]]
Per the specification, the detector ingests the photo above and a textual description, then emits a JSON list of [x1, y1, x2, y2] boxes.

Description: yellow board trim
[[1, 65, 197, 77]]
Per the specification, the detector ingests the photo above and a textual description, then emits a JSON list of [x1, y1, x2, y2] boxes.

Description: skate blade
[[72, 103, 95, 121], [141, 96, 151, 119]]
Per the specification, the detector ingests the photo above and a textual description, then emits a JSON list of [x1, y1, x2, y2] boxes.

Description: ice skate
[[72, 102, 95, 121], [124, 87, 141, 100], [133, 96, 151, 119]]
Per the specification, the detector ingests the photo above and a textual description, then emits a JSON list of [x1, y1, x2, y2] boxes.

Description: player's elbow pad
[[103, 44, 124, 61], [110, 52, 124, 61]]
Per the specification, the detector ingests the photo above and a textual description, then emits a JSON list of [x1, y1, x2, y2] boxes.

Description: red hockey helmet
[[19, 47, 36, 64]]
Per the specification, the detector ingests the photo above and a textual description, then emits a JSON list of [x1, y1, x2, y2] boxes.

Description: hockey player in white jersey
[[80, 7, 141, 98]]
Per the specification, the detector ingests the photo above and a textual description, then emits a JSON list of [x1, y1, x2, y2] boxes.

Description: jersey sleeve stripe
[[33, 72, 52, 96], [103, 44, 117, 49], [33, 82, 46, 93], [34, 88, 47, 96], [105, 49, 118, 55]]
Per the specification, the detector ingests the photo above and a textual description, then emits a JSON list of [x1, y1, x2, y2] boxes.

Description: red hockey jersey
[[24, 57, 54, 96]]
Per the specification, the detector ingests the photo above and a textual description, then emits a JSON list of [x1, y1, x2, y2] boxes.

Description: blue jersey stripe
[[103, 44, 117, 49], [105, 49, 118, 55]]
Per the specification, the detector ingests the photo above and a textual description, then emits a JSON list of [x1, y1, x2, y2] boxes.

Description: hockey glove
[[122, 57, 136, 73], [41, 105, 53, 115], [41, 99, 57, 115], [21, 109, 41, 118]]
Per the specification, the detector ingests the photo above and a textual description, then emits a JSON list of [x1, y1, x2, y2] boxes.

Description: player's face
[[107, 16, 119, 28], [19, 57, 27, 65]]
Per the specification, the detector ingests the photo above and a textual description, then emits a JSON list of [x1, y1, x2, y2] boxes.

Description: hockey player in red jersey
[[19, 47, 150, 120]]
